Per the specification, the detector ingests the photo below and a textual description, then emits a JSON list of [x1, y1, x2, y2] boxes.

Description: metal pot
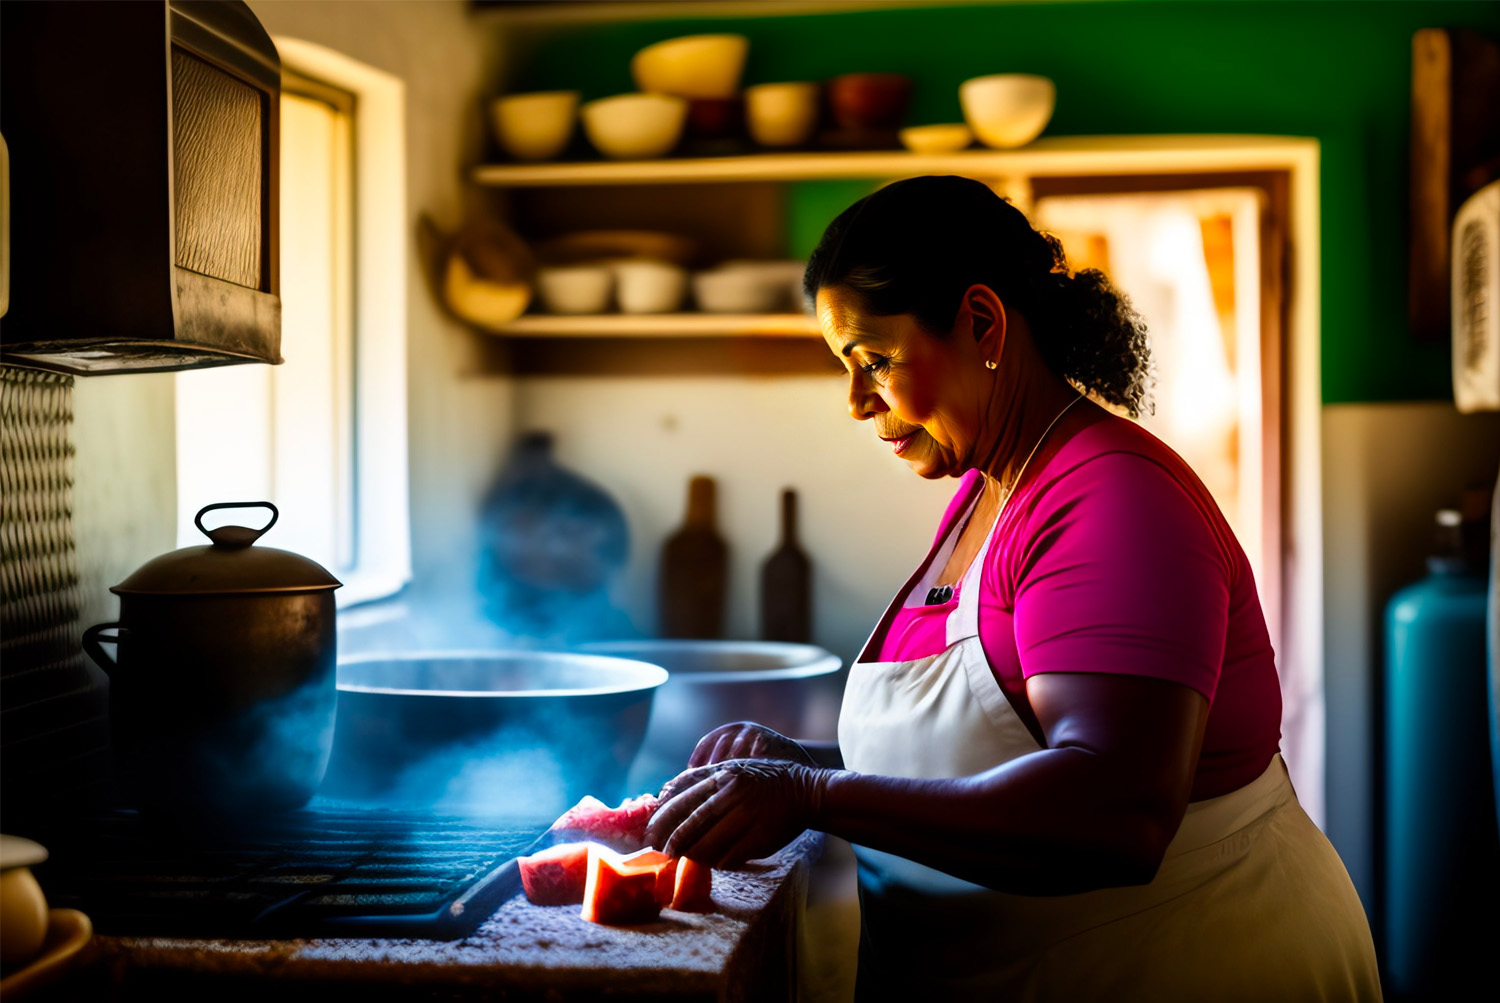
[[578, 640, 843, 792], [82, 502, 341, 823], [320, 651, 667, 817]]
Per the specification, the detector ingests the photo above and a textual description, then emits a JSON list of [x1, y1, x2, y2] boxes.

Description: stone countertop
[[77, 830, 824, 1003]]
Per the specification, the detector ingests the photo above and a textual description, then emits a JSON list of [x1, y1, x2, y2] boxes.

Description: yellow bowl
[[490, 91, 578, 162], [899, 123, 974, 154], [631, 34, 748, 100], [582, 93, 688, 160]]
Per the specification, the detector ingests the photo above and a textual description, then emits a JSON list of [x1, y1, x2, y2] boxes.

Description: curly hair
[[803, 175, 1153, 418]]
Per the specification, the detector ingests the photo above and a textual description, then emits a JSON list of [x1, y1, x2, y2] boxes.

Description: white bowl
[[744, 82, 820, 148], [490, 91, 578, 162], [631, 34, 749, 99], [536, 264, 613, 314], [959, 74, 1056, 149], [692, 264, 789, 314], [899, 123, 974, 154], [581, 93, 688, 160], [612, 259, 688, 314]]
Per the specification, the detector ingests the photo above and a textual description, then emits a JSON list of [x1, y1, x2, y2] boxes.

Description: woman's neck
[[970, 322, 1081, 494]]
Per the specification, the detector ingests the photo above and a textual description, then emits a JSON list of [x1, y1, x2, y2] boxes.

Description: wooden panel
[[1409, 28, 1500, 343], [1031, 170, 1291, 657], [172, 47, 263, 290], [492, 336, 842, 376], [513, 183, 786, 265], [472, 136, 1320, 188]]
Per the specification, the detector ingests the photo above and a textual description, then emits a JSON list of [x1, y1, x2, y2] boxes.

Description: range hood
[[0, 1, 282, 376]]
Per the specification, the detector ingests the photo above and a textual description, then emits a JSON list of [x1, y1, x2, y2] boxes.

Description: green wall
[[508, 0, 1500, 404]]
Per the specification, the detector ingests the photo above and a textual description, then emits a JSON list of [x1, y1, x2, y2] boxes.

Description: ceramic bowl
[[612, 259, 688, 314], [692, 262, 791, 314], [827, 73, 912, 131], [578, 640, 842, 793], [959, 74, 1056, 149], [536, 264, 613, 314], [490, 91, 578, 162], [899, 123, 974, 154], [0, 836, 48, 970], [685, 97, 744, 141], [581, 93, 688, 160], [631, 34, 749, 99], [745, 82, 820, 148]]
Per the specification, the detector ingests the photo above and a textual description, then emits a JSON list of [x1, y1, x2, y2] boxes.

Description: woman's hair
[[803, 175, 1153, 417]]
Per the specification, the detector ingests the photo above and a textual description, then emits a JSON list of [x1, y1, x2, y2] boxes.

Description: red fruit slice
[[550, 793, 661, 852], [518, 841, 594, 906], [620, 847, 680, 907], [670, 856, 713, 912], [581, 845, 669, 925]]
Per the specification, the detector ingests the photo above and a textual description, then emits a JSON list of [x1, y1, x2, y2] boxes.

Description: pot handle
[[195, 501, 279, 549], [82, 622, 128, 676]]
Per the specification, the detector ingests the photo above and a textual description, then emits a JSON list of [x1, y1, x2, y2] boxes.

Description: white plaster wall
[[249, 0, 513, 615], [1321, 401, 1500, 914], [514, 375, 956, 667], [72, 376, 178, 641]]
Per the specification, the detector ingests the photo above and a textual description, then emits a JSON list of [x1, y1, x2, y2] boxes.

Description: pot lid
[[0, 834, 47, 871], [112, 502, 342, 596]]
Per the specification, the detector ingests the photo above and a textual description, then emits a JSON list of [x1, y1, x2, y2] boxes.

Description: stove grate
[[34, 801, 552, 940]]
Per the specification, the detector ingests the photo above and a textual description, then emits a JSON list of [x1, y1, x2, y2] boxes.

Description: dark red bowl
[[827, 72, 912, 131]]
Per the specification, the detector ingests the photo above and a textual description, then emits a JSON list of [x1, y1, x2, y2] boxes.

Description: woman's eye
[[859, 357, 890, 377]]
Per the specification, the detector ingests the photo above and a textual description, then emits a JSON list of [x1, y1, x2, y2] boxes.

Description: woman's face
[[817, 285, 995, 479]]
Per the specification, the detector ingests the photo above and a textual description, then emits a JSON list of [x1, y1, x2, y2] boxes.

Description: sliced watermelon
[[518, 841, 594, 906], [670, 855, 714, 913], [549, 792, 660, 852], [580, 844, 668, 925]]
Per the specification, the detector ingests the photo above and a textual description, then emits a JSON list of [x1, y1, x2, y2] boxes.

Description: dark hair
[[803, 175, 1153, 417]]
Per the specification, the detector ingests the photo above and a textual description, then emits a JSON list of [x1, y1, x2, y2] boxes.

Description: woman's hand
[[688, 721, 817, 768], [646, 758, 828, 868]]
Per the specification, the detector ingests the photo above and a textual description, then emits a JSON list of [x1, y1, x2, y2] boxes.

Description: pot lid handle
[[195, 501, 279, 549]]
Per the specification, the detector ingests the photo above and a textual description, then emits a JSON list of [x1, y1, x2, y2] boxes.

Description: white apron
[[837, 498, 1382, 1003]]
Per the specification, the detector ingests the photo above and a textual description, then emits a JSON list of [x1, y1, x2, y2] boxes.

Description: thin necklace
[[954, 389, 1086, 548], [993, 393, 1083, 506]]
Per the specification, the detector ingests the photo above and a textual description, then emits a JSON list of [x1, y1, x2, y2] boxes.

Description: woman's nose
[[847, 374, 888, 421]]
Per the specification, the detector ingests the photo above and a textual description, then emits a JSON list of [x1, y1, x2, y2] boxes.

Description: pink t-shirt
[[874, 411, 1281, 800]]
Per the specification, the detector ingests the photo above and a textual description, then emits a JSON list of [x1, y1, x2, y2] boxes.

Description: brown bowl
[[827, 72, 912, 131]]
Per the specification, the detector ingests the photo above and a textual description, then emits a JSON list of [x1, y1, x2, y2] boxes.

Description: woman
[[645, 176, 1380, 1002]]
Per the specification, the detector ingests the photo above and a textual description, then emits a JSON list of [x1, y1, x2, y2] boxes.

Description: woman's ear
[[963, 284, 1007, 364]]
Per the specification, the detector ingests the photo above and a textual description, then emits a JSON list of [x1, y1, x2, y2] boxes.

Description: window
[[175, 41, 408, 607]]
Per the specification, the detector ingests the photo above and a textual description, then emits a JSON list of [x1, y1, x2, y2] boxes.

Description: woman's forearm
[[811, 746, 1181, 895]]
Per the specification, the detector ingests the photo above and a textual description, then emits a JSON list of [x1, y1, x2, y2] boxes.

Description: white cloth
[[837, 499, 1382, 1002]]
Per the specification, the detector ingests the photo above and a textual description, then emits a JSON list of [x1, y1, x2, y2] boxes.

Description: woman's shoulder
[[1045, 409, 1207, 496]]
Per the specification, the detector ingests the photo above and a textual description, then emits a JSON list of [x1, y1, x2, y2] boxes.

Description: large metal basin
[[320, 651, 667, 817], [580, 640, 843, 792]]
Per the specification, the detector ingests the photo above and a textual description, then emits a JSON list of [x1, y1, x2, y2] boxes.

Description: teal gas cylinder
[[1383, 508, 1499, 1000]]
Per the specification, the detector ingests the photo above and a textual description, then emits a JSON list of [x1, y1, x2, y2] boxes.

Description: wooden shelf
[[491, 313, 820, 337], [473, 135, 1316, 187]]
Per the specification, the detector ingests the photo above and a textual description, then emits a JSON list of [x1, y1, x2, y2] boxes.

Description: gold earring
[[985, 360, 997, 370]]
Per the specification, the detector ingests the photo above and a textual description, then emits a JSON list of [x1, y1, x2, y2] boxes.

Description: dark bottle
[[761, 489, 812, 643], [478, 431, 631, 643], [659, 476, 728, 639]]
